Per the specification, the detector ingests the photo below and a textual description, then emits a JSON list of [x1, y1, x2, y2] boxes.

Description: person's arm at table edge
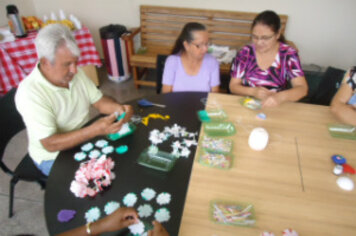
[[271, 76, 308, 103], [93, 95, 133, 124], [229, 77, 269, 97], [56, 208, 138, 236], [162, 85, 173, 93], [330, 83, 356, 126], [55, 217, 108, 236], [211, 85, 219, 93], [40, 95, 135, 152], [40, 113, 124, 152]]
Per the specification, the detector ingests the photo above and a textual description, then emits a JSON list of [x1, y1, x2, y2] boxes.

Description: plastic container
[[107, 123, 136, 141], [137, 148, 177, 172], [240, 97, 261, 110], [198, 149, 232, 169], [204, 122, 236, 136], [197, 109, 227, 122], [200, 135, 233, 154], [100, 24, 130, 83], [328, 123, 356, 140], [210, 200, 255, 227]]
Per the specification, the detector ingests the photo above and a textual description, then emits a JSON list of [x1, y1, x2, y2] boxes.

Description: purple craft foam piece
[[57, 209, 76, 222]]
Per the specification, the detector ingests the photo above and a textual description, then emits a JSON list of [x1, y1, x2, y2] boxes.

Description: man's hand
[[91, 113, 125, 136], [148, 221, 169, 236], [120, 105, 133, 124]]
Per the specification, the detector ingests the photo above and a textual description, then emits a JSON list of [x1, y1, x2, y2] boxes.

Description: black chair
[[0, 88, 47, 218], [156, 54, 168, 94], [310, 67, 346, 106]]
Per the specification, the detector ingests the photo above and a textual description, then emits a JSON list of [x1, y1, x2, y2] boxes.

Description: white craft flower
[[81, 142, 94, 152], [95, 139, 108, 148], [156, 192, 171, 205], [171, 141, 181, 149], [74, 152, 86, 161], [104, 201, 120, 215], [85, 207, 101, 223], [138, 204, 153, 218], [183, 139, 197, 147], [89, 149, 101, 159], [123, 193, 137, 207], [102, 146, 114, 154], [128, 220, 145, 235], [141, 188, 156, 201], [180, 147, 191, 158], [154, 208, 170, 223]]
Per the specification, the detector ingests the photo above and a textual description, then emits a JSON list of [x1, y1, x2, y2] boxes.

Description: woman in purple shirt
[[162, 22, 220, 93], [229, 10, 308, 108]]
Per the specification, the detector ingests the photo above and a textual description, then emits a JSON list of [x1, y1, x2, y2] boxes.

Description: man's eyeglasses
[[251, 34, 275, 42]]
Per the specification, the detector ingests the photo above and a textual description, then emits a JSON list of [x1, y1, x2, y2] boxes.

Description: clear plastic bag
[[204, 122, 236, 136], [197, 109, 227, 122]]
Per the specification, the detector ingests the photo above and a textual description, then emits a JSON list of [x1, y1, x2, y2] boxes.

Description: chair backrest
[[140, 5, 288, 53], [311, 67, 346, 105], [0, 88, 25, 175], [156, 54, 168, 94]]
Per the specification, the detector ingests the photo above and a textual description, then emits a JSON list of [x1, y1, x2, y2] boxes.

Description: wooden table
[[179, 93, 356, 236]]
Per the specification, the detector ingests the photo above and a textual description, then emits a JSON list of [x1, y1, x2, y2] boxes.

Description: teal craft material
[[115, 145, 128, 154], [117, 112, 126, 121], [197, 110, 211, 122], [107, 123, 136, 141]]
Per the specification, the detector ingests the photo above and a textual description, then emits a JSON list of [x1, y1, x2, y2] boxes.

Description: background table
[[179, 93, 356, 236], [0, 27, 102, 95], [45, 92, 206, 235]]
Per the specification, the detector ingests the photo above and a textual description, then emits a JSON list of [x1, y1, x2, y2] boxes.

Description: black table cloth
[[45, 92, 207, 235]]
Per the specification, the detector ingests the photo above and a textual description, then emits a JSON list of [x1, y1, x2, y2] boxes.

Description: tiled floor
[[0, 67, 156, 236]]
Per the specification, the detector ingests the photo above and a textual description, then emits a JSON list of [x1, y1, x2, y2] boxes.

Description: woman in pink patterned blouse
[[229, 10, 308, 108]]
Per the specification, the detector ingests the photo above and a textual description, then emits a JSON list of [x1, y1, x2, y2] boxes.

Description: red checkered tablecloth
[[0, 27, 102, 95]]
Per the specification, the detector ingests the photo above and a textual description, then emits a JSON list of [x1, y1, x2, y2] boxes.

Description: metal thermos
[[6, 5, 27, 38]]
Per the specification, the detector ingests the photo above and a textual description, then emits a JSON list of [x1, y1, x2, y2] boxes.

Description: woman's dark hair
[[171, 22, 206, 55], [251, 10, 286, 43]]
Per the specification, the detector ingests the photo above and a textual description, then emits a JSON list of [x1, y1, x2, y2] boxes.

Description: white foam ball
[[248, 127, 269, 151]]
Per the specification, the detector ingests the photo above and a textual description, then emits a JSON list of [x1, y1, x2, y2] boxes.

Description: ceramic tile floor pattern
[[0, 66, 156, 236]]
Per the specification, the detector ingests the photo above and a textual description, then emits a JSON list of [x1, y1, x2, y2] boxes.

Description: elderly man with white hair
[[15, 24, 133, 176]]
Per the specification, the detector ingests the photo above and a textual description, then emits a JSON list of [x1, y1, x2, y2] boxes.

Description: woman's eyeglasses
[[190, 42, 210, 49], [251, 34, 275, 42]]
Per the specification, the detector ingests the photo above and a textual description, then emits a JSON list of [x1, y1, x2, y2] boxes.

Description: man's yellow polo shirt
[[15, 64, 103, 164]]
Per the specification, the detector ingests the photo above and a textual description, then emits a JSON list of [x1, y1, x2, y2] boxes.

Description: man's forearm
[[94, 96, 125, 115], [41, 125, 99, 152]]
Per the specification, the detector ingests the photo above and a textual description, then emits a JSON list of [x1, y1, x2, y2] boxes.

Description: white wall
[[2, 0, 356, 70], [0, 0, 36, 26]]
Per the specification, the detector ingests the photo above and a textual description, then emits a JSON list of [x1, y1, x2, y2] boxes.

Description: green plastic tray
[[328, 123, 356, 140], [197, 109, 227, 122], [204, 122, 236, 136], [137, 148, 177, 172]]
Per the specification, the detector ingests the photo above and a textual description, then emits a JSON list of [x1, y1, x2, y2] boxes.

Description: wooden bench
[[125, 5, 288, 89]]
